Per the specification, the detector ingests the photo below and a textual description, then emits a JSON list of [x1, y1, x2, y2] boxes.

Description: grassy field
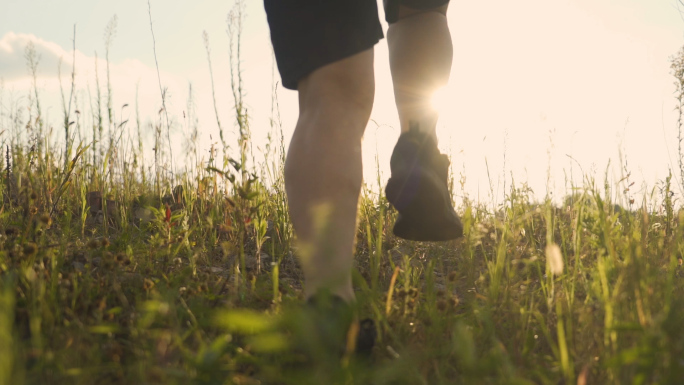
[[2, 13, 684, 385]]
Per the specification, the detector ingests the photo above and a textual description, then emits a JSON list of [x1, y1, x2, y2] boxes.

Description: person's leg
[[388, 4, 452, 141], [285, 49, 375, 303], [383, 1, 463, 241]]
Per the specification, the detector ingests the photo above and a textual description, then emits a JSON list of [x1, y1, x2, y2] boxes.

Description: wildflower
[[545, 243, 564, 276]]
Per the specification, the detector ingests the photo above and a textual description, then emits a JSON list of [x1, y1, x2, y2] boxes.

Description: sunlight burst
[[429, 85, 449, 113]]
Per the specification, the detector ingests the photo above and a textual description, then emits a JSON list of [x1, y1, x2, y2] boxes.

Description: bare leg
[[388, 5, 453, 141], [285, 49, 375, 303], [384, 4, 463, 242]]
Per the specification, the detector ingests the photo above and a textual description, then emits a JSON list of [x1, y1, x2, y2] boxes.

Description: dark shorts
[[264, 0, 450, 90]]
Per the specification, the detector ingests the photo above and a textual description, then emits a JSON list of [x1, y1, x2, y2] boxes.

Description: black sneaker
[[385, 124, 464, 241], [304, 293, 376, 359], [279, 293, 376, 384]]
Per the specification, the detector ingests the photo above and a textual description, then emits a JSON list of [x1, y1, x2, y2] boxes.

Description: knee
[[297, 50, 375, 139]]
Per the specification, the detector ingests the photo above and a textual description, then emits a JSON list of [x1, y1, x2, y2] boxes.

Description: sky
[[1, 0, 683, 207]]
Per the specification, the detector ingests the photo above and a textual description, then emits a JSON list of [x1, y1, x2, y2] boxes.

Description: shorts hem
[[280, 36, 382, 90]]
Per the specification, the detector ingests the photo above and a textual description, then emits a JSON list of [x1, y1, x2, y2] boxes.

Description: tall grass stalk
[[0, 13, 683, 385], [147, 0, 174, 176]]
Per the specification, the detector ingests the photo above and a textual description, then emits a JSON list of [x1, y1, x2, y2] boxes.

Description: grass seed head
[[449, 296, 460, 308], [545, 243, 564, 276], [102, 252, 115, 269], [143, 278, 155, 291], [196, 283, 208, 293], [23, 242, 38, 256], [409, 287, 418, 298], [39, 214, 51, 226]]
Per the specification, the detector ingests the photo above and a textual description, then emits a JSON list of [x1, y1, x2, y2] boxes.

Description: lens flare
[[429, 86, 448, 113]]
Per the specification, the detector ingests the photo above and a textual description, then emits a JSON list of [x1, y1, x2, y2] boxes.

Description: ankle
[[400, 120, 438, 143], [305, 285, 355, 305]]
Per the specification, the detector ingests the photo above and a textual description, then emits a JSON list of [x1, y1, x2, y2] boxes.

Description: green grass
[[1, 11, 684, 384], [1, 109, 684, 384]]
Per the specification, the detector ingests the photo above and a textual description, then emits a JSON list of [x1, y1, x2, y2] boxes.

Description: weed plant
[[1, 6, 684, 385]]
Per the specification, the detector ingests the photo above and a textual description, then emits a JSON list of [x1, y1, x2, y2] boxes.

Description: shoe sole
[[386, 168, 463, 242]]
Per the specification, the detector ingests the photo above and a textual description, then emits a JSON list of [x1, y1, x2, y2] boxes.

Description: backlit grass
[[1, 9, 684, 384]]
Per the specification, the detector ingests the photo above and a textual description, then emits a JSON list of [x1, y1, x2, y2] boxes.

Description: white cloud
[[0, 31, 290, 180], [0, 31, 186, 109], [0, 32, 72, 80], [0, 32, 208, 168], [0, 32, 107, 83]]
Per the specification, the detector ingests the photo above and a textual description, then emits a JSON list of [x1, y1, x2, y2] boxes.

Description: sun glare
[[429, 86, 449, 113]]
